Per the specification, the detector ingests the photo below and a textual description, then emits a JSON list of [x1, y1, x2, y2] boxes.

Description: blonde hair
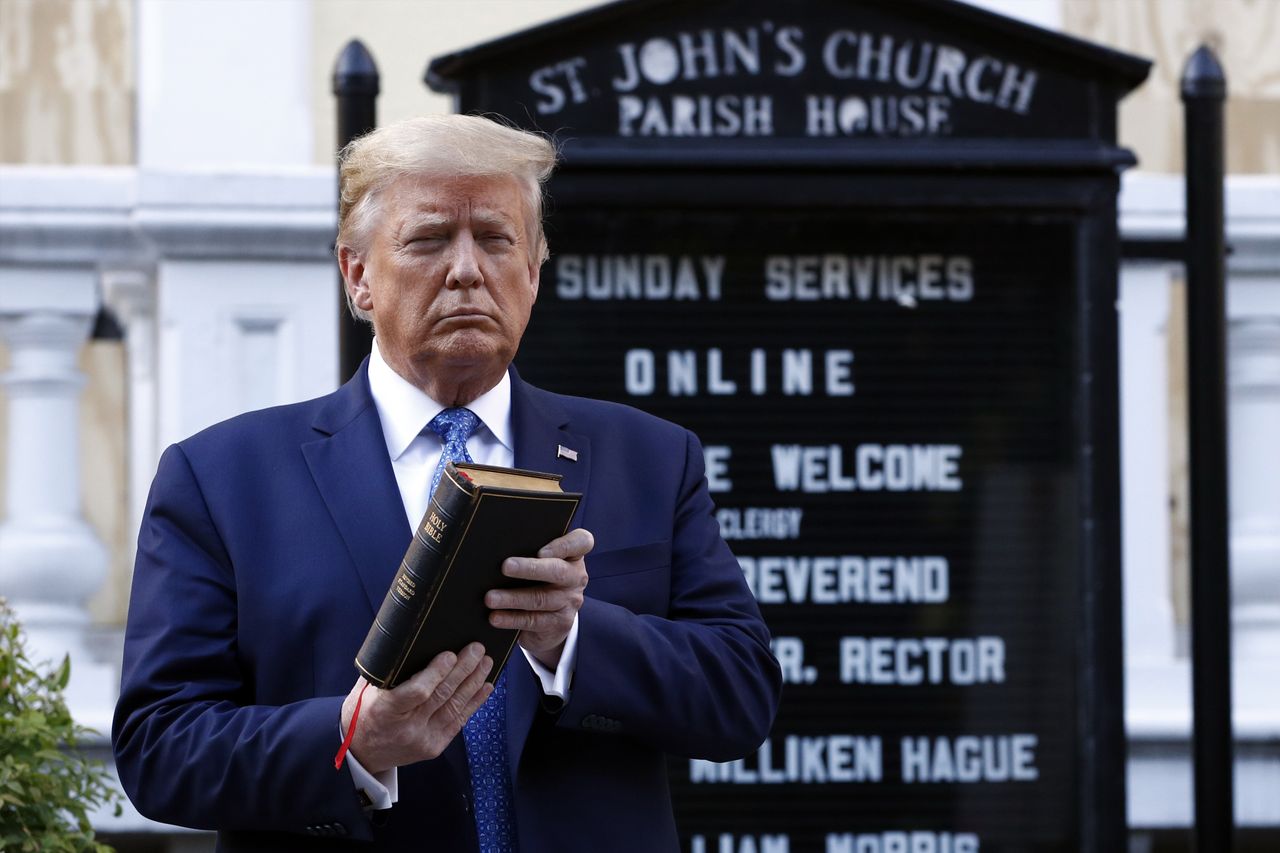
[[337, 114, 557, 320]]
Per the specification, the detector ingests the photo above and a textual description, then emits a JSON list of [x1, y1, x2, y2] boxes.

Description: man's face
[[347, 173, 540, 391]]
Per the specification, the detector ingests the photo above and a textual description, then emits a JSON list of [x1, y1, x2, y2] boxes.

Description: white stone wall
[[0, 164, 337, 840], [1119, 173, 1280, 827]]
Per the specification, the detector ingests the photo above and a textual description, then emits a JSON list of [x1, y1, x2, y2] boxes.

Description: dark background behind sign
[[517, 209, 1084, 850]]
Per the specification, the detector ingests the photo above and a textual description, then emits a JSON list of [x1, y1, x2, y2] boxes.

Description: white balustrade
[[1229, 318, 1280, 660], [2, 164, 338, 835], [102, 268, 159, 563], [0, 279, 114, 731]]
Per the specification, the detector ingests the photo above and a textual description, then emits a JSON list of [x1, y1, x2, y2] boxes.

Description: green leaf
[[54, 655, 71, 691], [0, 601, 119, 852]]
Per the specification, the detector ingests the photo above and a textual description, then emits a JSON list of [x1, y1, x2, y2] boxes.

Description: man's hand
[[340, 643, 493, 775], [485, 528, 593, 670]]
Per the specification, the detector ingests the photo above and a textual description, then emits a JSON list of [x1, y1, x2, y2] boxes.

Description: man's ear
[[338, 245, 373, 312], [527, 249, 542, 302]]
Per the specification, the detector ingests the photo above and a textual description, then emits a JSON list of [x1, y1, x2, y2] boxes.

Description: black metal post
[[1181, 44, 1233, 853], [333, 39, 379, 383]]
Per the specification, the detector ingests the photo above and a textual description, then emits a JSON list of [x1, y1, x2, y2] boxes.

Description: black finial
[[1181, 44, 1226, 101], [91, 305, 125, 341], [333, 39, 380, 97]]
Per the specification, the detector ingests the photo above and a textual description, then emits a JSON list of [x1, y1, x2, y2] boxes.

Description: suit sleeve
[[560, 429, 782, 760], [111, 445, 373, 840]]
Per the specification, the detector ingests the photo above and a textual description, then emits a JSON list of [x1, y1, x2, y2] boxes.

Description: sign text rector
[[531, 22, 1040, 138], [429, 1, 1150, 851]]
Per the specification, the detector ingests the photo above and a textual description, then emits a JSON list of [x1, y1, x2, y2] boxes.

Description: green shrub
[[0, 597, 121, 853]]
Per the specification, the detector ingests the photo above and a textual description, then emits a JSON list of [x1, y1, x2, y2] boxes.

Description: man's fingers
[[487, 581, 583, 612], [440, 655, 494, 727], [478, 528, 592, 664], [489, 607, 573, 632], [458, 679, 496, 725], [345, 646, 496, 772], [385, 643, 483, 712], [377, 650, 454, 712], [536, 528, 594, 560], [425, 642, 487, 714], [488, 582, 555, 611], [500, 555, 588, 586]]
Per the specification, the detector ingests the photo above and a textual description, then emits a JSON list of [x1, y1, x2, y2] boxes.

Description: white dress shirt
[[346, 339, 579, 807]]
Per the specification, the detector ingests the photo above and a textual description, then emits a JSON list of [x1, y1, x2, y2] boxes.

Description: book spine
[[355, 468, 476, 688]]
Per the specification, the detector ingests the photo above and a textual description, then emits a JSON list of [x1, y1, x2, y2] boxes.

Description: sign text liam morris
[[528, 22, 1041, 138]]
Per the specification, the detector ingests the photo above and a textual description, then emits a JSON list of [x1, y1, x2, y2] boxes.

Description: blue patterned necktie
[[425, 408, 518, 852], [427, 407, 479, 497]]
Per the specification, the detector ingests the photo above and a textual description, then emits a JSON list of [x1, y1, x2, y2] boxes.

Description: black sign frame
[[533, 169, 1126, 851], [428, 2, 1147, 849]]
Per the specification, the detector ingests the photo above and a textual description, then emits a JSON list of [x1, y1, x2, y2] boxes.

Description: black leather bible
[[355, 462, 581, 689]]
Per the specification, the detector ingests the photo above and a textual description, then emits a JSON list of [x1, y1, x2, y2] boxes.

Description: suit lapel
[[506, 369, 591, 769], [301, 362, 412, 616], [510, 368, 591, 516]]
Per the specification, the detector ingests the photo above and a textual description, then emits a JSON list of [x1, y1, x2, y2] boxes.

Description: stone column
[[1229, 317, 1280, 659], [103, 269, 159, 564], [0, 278, 114, 729]]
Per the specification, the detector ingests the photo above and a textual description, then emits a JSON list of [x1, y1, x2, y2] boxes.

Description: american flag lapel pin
[[556, 444, 579, 462]]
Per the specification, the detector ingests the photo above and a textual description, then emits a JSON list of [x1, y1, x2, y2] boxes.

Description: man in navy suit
[[113, 115, 781, 851]]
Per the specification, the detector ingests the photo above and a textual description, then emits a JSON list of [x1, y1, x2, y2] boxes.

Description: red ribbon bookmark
[[334, 681, 370, 770]]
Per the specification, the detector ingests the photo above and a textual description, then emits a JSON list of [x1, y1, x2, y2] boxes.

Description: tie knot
[[427, 407, 479, 446]]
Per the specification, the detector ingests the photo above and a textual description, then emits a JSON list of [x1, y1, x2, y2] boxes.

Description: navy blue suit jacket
[[113, 364, 781, 851]]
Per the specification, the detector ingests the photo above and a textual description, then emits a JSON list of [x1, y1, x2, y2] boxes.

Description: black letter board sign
[[428, 1, 1149, 850]]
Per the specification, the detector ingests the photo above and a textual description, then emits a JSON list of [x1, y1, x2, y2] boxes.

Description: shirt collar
[[367, 338, 513, 461]]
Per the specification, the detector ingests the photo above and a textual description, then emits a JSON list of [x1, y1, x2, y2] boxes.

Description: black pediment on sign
[[426, 0, 1150, 163]]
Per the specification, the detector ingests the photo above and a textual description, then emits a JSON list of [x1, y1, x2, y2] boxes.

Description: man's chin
[[422, 337, 514, 375]]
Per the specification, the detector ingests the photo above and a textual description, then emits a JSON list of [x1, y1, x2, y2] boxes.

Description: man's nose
[[445, 233, 483, 289]]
